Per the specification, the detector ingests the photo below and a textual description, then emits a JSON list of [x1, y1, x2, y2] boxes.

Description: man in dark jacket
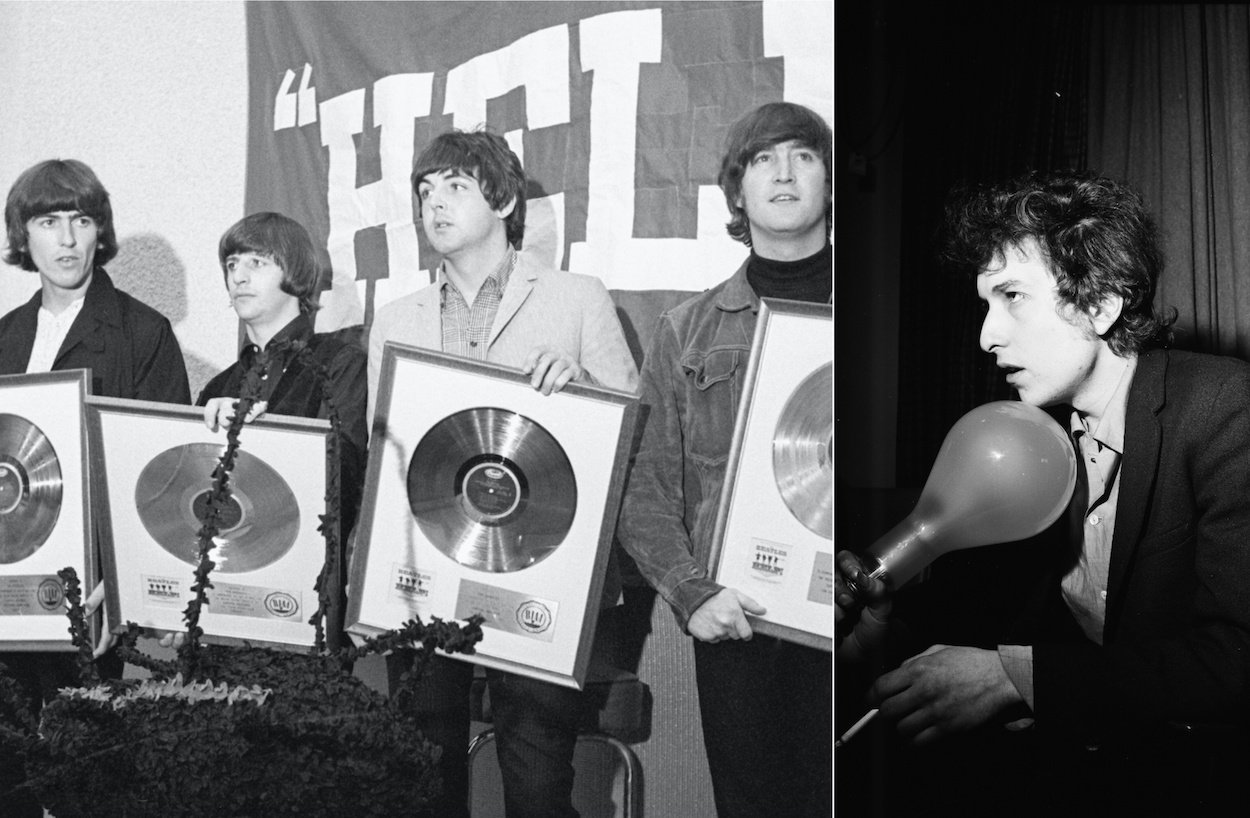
[[837, 171, 1250, 816], [0, 158, 190, 817], [198, 211, 367, 646], [0, 159, 189, 401]]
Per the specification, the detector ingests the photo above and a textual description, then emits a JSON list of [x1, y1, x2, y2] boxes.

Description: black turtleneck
[[746, 242, 831, 304]]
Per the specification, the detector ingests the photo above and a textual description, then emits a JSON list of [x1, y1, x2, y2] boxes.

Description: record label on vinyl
[[463, 463, 522, 519], [407, 407, 577, 573], [135, 443, 300, 573], [0, 413, 63, 564], [773, 364, 832, 539]]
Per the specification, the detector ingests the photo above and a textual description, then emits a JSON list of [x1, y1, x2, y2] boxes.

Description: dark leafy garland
[[282, 338, 342, 654], [59, 565, 99, 686], [0, 663, 37, 805], [176, 350, 267, 675], [0, 342, 485, 817]]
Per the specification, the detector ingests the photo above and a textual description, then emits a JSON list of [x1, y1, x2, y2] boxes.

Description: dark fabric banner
[[244, 0, 830, 331]]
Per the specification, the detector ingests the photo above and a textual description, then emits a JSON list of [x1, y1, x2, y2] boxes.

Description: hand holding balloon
[[847, 401, 1076, 597], [836, 550, 891, 659], [835, 550, 876, 622]]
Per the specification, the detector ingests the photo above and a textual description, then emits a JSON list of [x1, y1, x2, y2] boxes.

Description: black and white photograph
[[0, 2, 831, 816]]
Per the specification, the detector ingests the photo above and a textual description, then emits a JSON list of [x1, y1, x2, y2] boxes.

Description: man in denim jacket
[[618, 102, 831, 818]]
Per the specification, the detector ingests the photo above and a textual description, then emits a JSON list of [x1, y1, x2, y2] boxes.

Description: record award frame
[[347, 343, 639, 689], [0, 369, 95, 651], [87, 397, 335, 651], [709, 298, 833, 651]]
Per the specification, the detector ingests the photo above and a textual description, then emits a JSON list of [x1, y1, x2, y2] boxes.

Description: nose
[[979, 306, 1003, 353], [774, 152, 795, 182], [58, 220, 76, 247]]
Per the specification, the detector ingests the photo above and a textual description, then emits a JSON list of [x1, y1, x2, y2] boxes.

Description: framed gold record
[[0, 370, 94, 651], [709, 298, 833, 651], [87, 397, 334, 651], [347, 344, 638, 689]]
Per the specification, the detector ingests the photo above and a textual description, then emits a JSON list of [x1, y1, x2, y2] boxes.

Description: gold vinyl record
[[135, 443, 300, 573], [773, 363, 832, 539], [407, 407, 577, 573], [0, 413, 62, 564]]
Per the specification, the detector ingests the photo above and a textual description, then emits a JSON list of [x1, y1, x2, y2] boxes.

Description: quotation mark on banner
[[274, 63, 317, 131]]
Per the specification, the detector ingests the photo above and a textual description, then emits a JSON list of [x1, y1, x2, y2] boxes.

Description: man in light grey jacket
[[367, 128, 637, 818]]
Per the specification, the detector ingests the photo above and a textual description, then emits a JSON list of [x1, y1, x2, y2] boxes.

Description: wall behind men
[[0, 0, 249, 398]]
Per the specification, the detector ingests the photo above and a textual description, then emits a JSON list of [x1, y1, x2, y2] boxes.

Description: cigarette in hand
[[834, 708, 879, 748]]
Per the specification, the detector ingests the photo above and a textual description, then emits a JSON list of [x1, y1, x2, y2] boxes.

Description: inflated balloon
[[855, 400, 1077, 591]]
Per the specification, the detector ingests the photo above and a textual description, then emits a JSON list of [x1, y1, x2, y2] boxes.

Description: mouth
[[999, 364, 1024, 384], [770, 194, 799, 203]]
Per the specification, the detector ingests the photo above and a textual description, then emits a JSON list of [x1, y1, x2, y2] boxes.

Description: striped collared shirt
[[438, 248, 516, 360], [999, 356, 1137, 709], [1062, 357, 1136, 645]]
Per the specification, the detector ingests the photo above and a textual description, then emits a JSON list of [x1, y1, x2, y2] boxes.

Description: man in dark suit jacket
[[0, 159, 189, 402], [0, 159, 189, 818], [836, 171, 1250, 816]]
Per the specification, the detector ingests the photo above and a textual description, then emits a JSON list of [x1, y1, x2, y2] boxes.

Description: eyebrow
[[33, 210, 87, 219], [984, 278, 1024, 298], [419, 170, 471, 186], [974, 271, 1011, 297], [224, 252, 267, 261]]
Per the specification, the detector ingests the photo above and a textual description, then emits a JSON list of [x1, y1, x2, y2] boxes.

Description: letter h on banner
[[318, 73, 434, 330]]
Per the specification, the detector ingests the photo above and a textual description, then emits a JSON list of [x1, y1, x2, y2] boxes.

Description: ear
[[496, 196, 517, 220], [1088, 293, 1124, 336]]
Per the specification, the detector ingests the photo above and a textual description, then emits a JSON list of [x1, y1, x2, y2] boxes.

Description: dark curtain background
[[1090, 5, 1250, 358], [894, 2, 1091, 486]]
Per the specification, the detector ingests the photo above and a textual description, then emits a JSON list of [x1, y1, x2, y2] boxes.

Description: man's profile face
[[416, 169, 510, 258], [977, 237, 1105, 412], [25, 210, 98, 296], [737, 139, 828, 253]]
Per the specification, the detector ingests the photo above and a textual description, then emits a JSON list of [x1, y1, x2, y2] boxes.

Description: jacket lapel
[[54, 270, 115, 367], [1104, 349, 1166, 634], [409, 287, 443, 350], [0, 290, 41, 375], [489, 257, 535, 347]]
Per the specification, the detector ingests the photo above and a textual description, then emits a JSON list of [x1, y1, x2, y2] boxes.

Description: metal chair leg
[[466, 728, 643, 818]]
